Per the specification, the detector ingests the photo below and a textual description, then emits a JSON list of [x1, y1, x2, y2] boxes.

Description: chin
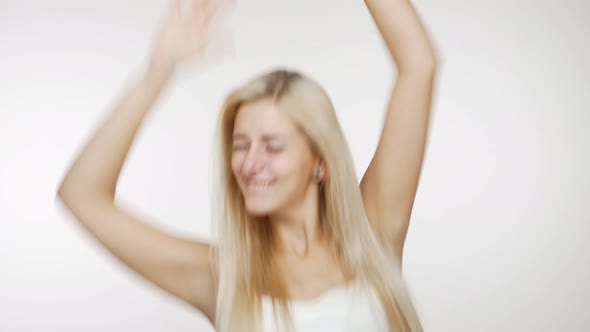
[[244, 200, 277, 217]]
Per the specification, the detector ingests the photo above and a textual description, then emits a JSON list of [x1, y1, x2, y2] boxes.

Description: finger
[[183, 0, 208, 29], [199, 0, 235, 26], [211, 0, 236, 21], [199, 26, 235, 63], [202, 0, 235, 37], [168, 0, 182, 18]]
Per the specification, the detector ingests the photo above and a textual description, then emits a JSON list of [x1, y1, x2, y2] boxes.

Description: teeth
[[247, 180, 274, 190]]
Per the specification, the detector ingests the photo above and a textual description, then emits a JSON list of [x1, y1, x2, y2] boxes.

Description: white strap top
[[261, 282, 390, 332]]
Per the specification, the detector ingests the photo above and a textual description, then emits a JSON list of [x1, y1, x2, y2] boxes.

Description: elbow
[[56, 181, 76, 207], [397, 45, 439, 74], [55, 177, 100, 207], [400, 56, 438, 75], [56, 174, 76, 202], [56, 169, 114, 203], [56, 178, 68, 201], [423, 55, 438, 71], [55, 182, 112, 215], [55, 185, 74, 218]]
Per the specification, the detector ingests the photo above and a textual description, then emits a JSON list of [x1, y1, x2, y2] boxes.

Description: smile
[[245, 179, 276, 192]]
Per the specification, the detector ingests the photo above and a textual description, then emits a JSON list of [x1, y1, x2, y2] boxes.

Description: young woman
[[57, 0, 437, 331]]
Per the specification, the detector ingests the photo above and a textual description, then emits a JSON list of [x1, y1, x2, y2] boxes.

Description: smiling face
[[231, 98, 319, 216]]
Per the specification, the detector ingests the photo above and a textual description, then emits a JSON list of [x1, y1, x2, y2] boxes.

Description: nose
[[241, 146, 265, 176]]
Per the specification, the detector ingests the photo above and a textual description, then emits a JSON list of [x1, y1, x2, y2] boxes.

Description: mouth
[[244, 179, 277, 194]]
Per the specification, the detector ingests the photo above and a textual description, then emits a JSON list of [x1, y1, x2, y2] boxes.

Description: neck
[[269, 190, 325, 259]]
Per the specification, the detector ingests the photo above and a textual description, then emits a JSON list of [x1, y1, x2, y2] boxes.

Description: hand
[[147, 0, 236, 76]]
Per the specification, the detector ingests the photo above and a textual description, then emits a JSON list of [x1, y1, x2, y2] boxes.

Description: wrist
[[146, 52, 177, 79], [143, 61, 175, 87]]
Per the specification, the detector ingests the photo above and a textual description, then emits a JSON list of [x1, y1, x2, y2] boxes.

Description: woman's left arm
[[360, 0, 438, 261]]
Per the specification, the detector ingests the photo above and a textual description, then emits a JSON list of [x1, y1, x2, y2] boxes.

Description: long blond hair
[[210, 68, 422, 332]]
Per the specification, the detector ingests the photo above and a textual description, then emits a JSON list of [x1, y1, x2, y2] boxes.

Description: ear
[[314, 158, 327, 181]]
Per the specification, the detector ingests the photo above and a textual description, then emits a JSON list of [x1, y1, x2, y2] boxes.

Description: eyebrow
[[232, 133, 286, 142]]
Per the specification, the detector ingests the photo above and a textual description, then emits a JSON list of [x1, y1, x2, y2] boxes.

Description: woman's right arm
[[57, 0, 235, 324], [57, 68, 218, 323]]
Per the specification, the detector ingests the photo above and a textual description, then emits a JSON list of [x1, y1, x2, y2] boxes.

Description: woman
[[57, 0, 437, 331]]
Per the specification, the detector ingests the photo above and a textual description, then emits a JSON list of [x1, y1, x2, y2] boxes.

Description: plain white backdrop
[[1, 0, 589, 331]]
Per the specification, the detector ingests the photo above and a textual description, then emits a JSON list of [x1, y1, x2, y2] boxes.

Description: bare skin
[[57, 0, 436, 328], [57, 0, 233, 324]]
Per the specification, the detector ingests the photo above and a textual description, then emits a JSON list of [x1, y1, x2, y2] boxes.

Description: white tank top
[[261, 282, 391, 332]]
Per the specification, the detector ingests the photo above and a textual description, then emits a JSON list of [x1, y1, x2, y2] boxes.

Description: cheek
[[270, 154, 298, 177], [273, 155, 311, 184], [230, 152, 244, 177]]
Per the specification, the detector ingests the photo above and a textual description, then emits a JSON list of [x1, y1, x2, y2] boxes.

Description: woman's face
[[231, 98, 317, 216]]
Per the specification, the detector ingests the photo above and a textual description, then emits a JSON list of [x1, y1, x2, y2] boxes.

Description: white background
[[1, 0, 589, 331]]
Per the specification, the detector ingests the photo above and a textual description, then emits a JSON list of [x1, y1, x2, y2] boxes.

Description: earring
[[314, 167, 322, 182]]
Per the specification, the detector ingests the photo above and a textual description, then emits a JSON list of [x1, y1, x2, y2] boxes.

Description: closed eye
[[266, 145, 283, 153], [232, 143, 248, 151]]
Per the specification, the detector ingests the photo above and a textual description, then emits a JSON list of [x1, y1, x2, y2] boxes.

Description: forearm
[[364, 0, 437, 70], [58, 67, 174, 202]]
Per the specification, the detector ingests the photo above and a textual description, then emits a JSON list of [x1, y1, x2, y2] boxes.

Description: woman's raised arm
[[360, 0, 438, 262], [56, 0, 234, 324]]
